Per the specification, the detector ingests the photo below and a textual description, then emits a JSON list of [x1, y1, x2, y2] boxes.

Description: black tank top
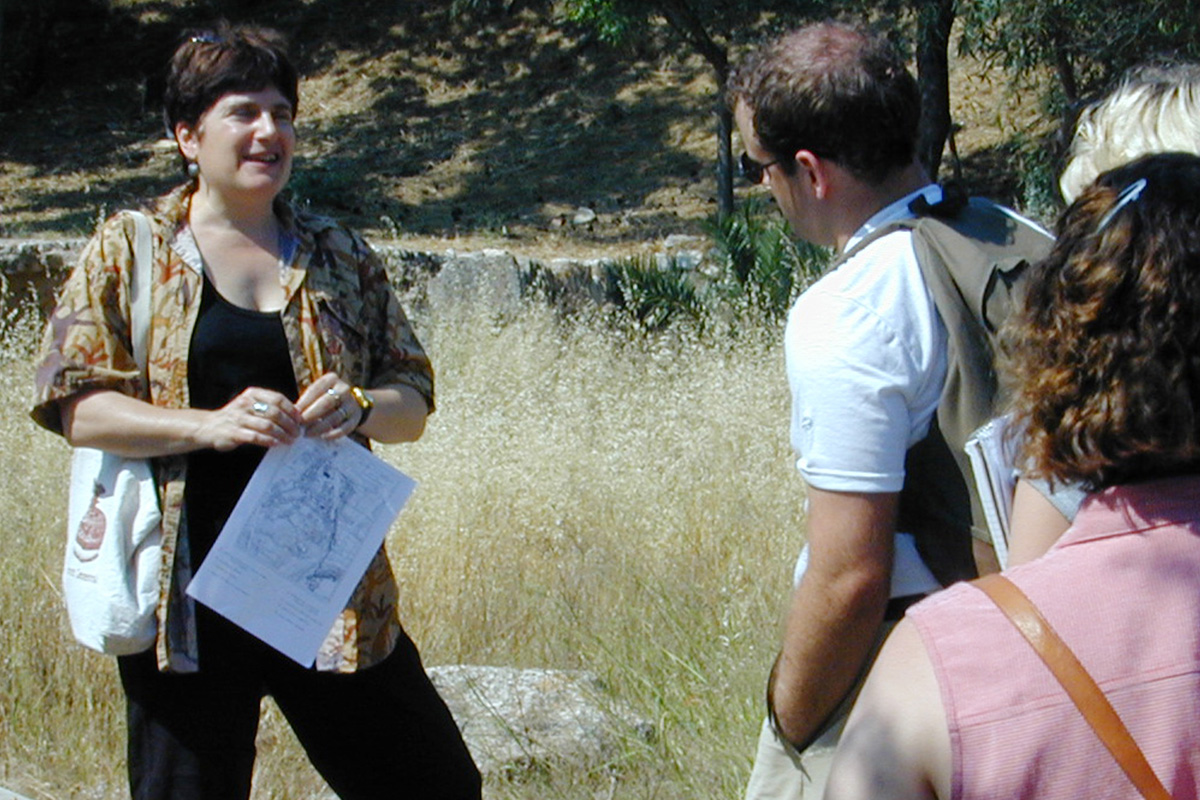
[[184, 274, 298, 566]]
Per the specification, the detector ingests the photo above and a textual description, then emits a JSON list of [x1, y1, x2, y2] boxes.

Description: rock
[[663, 234, 703, 250], [0, 238, 82, 320], [655, 250, 703, 271], [424, 249, 524, 315], [427, 665, 652, 777], [571, 207, 597, 226]]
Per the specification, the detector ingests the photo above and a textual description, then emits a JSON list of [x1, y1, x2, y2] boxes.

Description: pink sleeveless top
[[908, 475, 1200, 800]]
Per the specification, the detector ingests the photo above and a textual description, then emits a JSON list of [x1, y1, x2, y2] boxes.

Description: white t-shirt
[[786, 185, 947, 596]]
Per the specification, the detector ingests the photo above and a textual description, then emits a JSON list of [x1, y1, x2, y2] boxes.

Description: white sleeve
[[785, 286, 930, 494]]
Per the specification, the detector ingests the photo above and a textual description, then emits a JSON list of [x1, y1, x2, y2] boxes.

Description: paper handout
[[187, 435, 416, 666], [964, 414, 1018, 569]]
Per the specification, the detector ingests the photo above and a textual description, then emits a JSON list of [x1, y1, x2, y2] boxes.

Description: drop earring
[[187, 160, 199, 178]]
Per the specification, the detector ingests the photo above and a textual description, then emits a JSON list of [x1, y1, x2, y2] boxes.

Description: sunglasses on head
[[739, 152, 787, 185], [1094, 177, 1147, 233]]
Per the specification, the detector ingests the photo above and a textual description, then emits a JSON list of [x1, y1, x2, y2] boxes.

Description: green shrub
[[705, 198, 829, 323], [608, 255, 706, 332], [606, 200, 830, 336], [1006, 133, 1062, 225], [287, 159, 374, 214]]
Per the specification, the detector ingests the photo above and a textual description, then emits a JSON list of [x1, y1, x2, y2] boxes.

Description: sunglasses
[[739, 152, 784, 185]]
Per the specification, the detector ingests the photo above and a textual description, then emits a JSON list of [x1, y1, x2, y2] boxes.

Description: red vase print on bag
[[74, 480, 107, 561]]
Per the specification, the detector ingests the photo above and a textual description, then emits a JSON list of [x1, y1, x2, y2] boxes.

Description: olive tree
[[559, 0, 962, 220], [559, 0, 766, 218], [960, 0, 1200, 124]]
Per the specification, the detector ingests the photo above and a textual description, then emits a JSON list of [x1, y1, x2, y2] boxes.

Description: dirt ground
[[0, 2, 1051, 260]]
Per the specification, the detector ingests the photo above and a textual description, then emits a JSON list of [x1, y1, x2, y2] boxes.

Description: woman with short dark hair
[[33, 22, 480, 799]]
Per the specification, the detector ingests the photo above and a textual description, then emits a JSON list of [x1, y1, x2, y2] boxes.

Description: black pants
[[118, 610, 481, 800]]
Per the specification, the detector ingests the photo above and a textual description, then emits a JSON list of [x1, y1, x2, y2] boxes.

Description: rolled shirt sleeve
[[32, 213, 146, 434], [352, 231, 434, 412], [784, 231, 946, 495]]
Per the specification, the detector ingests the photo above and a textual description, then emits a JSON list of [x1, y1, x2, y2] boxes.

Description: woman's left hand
[[296, 372, 360, 440]]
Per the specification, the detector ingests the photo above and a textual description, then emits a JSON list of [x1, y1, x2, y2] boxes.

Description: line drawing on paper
[[234, 446, 377, 599]]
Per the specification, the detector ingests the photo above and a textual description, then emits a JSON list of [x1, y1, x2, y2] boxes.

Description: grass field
[[0, 292, 806, 799]]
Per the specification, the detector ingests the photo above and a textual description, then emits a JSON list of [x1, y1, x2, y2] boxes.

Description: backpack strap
[[126, 210, 153, 376], [907, 198, 1051, 545], [831, 217, 920, 271], [909, 182, 968, 219], [974, 575, 1172, 800], [828, 189, 1052, 580]]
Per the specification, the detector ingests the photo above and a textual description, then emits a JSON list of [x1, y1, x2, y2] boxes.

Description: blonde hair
[[1059, 64, 1200, 203]]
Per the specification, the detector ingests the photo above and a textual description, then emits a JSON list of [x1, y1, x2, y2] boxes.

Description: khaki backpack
[[836, 188, 1054, 584]]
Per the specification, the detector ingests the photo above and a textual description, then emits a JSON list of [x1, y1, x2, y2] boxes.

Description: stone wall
[[0, 237, 708, 321], [0, 239, 81, 322]]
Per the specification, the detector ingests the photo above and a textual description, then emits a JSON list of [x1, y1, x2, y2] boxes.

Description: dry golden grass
[[0, 4, 1058, 797], [0, 315, 126, 799], [0, 296, 805, 799]]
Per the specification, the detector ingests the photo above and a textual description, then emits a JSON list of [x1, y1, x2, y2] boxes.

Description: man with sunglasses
[[727, 22, 1044, 800]]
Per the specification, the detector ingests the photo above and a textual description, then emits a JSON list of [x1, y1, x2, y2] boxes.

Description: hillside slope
[[0, 1, 1045, 258]]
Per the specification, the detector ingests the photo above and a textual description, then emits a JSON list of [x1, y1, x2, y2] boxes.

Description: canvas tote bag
[[62, 210, 163, 655]]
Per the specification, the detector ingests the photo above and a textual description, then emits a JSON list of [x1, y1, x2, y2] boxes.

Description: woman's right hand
[[196, 388, 303, 451]]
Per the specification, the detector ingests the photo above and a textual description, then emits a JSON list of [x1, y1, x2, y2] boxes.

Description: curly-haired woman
[[1009, 62, 1200, 565], [825, 152, 1200, 800]]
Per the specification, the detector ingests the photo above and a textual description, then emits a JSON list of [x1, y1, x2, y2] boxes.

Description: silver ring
[[339, 406, 350, 423], [252, 401, 270, 416], [327, 388, 341, 399]]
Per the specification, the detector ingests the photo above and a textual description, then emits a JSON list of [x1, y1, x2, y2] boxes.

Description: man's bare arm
[[769, 486, 897, 747]]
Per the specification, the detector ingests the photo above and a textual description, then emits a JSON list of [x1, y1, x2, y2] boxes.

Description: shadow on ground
[[0, 0, 722, 246]]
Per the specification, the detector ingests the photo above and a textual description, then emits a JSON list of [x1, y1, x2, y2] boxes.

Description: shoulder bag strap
[[974, 574, 1172, 800], [126, 210, 153, 376]]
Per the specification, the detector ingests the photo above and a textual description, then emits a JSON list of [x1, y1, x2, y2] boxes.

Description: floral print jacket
[[32, 184, 434, 673]]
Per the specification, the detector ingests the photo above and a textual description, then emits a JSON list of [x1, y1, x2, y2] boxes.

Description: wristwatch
[[349, 386, 375, 429]]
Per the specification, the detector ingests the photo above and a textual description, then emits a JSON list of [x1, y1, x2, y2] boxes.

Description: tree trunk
[[658, 0, 734, 218], [716, 99, 734, 219], [914, 0, 955, 181], [1050, 23, 1078, 105], [1049, 20, 1079, 148]]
